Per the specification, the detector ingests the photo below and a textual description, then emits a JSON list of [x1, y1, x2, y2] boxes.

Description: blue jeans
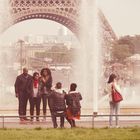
[[41, 94, 48, 115], [29, 97, 41, 120], [109, 102, 120, 126]]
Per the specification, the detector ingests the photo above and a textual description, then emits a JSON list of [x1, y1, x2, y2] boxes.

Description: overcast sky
[[0, 0, 140, 44], [98, 0, 140, 37]]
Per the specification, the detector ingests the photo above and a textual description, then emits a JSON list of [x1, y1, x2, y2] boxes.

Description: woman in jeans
[[107, 74, 122, 128], [38, 68, 52, 121]]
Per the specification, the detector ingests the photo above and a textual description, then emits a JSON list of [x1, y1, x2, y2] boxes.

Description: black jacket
[[38, 77, 52, 95], [48, 90, 66, 112], [14, 74, 33, 96], [66, 91, 82, 109]]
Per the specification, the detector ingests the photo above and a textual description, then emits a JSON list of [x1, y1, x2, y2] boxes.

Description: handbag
[[112, 85, 123, 103]]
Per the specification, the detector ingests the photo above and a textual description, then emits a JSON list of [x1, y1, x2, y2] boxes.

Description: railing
[[92, 114, 140, 128], [0, 114, 140, 129]]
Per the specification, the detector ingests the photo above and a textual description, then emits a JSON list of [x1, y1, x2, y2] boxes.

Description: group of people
[[14, 66, 123, 128], [14, 67, 82, 128]]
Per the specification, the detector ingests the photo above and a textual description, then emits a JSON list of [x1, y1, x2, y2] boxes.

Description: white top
[[54, 88, 65, 94], [69, 91, 79, 94], [33, 84, 39, 98], [107, 82, 121, 102]]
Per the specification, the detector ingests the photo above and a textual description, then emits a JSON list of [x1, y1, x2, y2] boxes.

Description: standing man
[[15, 68, 33, 122]]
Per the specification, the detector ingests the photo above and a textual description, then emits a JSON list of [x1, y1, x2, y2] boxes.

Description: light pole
[[18, 40, 24, 73]]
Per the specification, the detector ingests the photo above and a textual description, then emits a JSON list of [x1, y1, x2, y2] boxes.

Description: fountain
[[77, 0, 101, 113], [0, 0, 17, 111]]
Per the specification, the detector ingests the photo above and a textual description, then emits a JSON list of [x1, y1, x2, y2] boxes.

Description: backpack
[[68, 93, 82, 116]]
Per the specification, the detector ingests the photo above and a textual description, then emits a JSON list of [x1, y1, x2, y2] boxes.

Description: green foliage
[[0, 128, 140, 140], [110, 35, 140, 63], [111, 44, 133, 63]]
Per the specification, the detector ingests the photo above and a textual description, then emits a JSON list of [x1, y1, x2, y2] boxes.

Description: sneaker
[[19, 118, 27, 124], [60, 125, 65, 128], [54, 125, 58, 128], [24, 118, 30, 121], [20, 118, 25, 122], [109, 125, 114, 128], [116, 125, 120, 128]]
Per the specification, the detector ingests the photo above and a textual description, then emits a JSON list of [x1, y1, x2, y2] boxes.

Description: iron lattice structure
[[1, 0, 117, 40], [9, 0, 80, 36]]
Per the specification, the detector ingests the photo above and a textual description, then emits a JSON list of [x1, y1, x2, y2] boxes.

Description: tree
[[111, 44, 133, 63]]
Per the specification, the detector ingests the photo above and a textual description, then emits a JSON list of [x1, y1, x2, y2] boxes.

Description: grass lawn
[[0, 127, 140, 140]]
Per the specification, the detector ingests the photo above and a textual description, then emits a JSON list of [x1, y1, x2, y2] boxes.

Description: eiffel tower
[[0, 0, 117, 41]]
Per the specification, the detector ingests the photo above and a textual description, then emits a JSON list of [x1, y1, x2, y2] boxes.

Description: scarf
[[33, 79, 38, 88]]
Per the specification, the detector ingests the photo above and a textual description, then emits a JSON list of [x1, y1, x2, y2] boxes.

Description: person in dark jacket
[[48, 82, 66, 128], [38, 68, 52, 121], [14, 68, 33, 122], [66, 83, 82, 128], [29, 72, 41, 122]]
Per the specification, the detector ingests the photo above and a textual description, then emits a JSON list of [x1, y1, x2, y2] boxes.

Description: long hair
[[108, 74, 117, 84], [40, 68, 51, 77], [40, 68, 52, 89]]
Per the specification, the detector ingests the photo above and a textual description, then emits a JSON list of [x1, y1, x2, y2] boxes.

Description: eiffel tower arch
[[7, 0, 80, 36], [0, 0, 117, 41]]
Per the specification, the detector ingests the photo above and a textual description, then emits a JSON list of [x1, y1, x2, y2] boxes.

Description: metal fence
[[0, 114, 140, 129]]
